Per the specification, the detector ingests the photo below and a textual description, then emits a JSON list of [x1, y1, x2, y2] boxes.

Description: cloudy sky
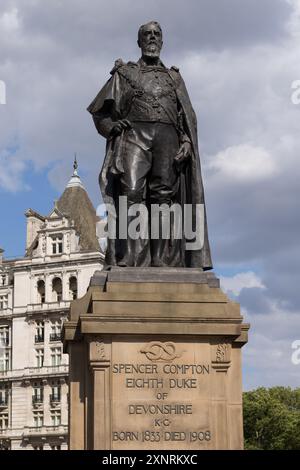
[[0, 0, 300, 390]]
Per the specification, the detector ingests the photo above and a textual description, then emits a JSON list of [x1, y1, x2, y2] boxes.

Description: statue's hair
[[138, 21, 162, 44]]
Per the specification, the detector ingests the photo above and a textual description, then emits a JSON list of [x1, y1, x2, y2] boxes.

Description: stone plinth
[[63, 268, 249, 450]]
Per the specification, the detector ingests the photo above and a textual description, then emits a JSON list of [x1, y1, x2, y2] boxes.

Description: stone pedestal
[[63, 268, 249, 450]]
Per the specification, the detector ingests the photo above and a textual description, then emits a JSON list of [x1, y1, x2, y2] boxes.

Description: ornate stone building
[[0, 163, 103, 450]]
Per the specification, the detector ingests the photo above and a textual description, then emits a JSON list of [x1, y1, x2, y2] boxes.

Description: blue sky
[[0, 165, 56, 258], [0, 0, 300, 390]]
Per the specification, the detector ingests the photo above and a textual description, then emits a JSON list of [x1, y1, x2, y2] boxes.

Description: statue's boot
[[117, 209, 150, 267], [151, 204, 185, 267], [117, 236, 135, 267], [151, 211, 170, 267], [117, 201, 138, 267], [151, 239, 170, 267]]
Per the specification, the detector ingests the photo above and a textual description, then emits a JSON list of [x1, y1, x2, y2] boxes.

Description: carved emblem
[[140, 341, 183, 362], [41, 234, 46, 254], [88, 336, 110, 364], [66, 233, 70, 251], [215, 343, 230, 363], [95, 341, 106, 360]]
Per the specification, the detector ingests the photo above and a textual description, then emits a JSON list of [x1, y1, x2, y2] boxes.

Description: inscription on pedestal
[[111, 340, 214, 450]]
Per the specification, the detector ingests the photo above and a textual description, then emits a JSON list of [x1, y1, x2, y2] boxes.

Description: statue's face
[[139, 23, 163, 59]]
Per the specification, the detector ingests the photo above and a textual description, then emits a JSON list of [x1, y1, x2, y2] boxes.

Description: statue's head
[[138, 21, 163, 59]]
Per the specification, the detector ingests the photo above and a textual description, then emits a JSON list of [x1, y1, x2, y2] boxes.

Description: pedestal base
[[63, 268, 249, 450]]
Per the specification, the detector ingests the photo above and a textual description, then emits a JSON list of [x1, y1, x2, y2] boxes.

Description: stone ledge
[[90, 267, 220, 288], [80, 319, 246, 338]]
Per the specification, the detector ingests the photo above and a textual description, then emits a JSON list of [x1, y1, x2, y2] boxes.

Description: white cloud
[[219, 272, 300, 390], [0, 7, 20, 33], [0, 0, 299, 390], [0, 150, 28, 192], [208, 144, 277, 182], [220, 271, 265, 296], [286, 0, 300, 36], [243, 308, 300, 390]]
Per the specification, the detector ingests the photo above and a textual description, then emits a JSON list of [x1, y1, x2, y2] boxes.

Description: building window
[[0, 326, 9, 346], [51, 445, 61, 450], [51, 235, 63, 255], [0, 412, 9, 430], [1, 275, 6, 286], [50, 384, 61, 404], [35, 349, 44, 368], [37, 280, 45, 304], [0, 352, 10, 372], [0, 441, 10, 450], [33, 411, 43, 428], [52, 277, 62, 302], [69, 276, 78, 300], [35, 321, 44, 343], [32, 383, 43, 404], [50, 320, 61, 342], [50, 410, 61, 427], [0, 384, 9, 406], [51, 347, 62, 367], [0, 295, 8, 310]]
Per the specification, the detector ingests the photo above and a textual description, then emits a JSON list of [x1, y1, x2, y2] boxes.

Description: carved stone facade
[[0, 166, 103, 450], [64, 268, 249, 450]]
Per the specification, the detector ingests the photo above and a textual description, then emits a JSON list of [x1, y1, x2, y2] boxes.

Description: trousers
[[117, 122, 182, 267], [120, 122, 179, 203]]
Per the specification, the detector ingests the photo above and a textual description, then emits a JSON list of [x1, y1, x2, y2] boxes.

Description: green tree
[[243, 387, 300, 450]]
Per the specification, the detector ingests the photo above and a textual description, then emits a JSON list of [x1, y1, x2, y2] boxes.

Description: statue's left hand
[[110, 119, 132, 137], [174, 142, 192, 170]]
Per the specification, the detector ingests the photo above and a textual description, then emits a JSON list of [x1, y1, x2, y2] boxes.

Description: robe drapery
[[87, 60, 213, 270]]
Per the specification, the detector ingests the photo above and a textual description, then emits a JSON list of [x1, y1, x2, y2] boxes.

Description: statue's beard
[[142, 43, 161, 58]]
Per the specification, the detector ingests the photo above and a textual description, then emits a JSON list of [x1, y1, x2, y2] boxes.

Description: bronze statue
[[88, 21, 212, 270]]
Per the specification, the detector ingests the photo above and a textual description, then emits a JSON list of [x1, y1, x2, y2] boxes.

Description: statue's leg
[[118, 124, 153, 267], [149, 123, 182, 267]]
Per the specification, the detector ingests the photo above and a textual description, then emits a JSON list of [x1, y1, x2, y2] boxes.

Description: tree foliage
[[243, 387, 300, 450]]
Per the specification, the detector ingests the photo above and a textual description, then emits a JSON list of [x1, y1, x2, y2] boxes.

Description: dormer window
[[51, 235, 63, 255]]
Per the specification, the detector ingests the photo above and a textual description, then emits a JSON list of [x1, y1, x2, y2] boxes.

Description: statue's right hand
[[110, 119, 132, 136]]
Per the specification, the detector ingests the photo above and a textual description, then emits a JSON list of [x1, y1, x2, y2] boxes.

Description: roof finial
[[66, 153, 84, 190], [73, 153, 78, 176]]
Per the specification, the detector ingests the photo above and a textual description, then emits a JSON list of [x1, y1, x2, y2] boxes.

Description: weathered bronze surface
[[88, 21, 212, 269]]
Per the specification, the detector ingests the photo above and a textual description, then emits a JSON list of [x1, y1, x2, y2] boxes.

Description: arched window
[[69, 277, 77, 300], [37, 280, 45, 304], [52, 278, 62, 302]]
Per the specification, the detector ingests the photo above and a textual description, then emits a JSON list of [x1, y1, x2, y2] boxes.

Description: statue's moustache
[[146, 42, 159, 49]]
